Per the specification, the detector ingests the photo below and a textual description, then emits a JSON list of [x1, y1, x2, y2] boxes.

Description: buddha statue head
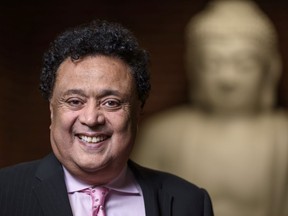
[[185, 0, 281, 115]]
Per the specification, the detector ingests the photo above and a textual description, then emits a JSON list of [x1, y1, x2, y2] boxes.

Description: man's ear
[[49, 102, 53, 120], [49, 102, 53, 130]]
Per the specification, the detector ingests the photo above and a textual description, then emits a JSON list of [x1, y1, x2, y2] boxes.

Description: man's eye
[[67, 99, 83, 107], [103, 100, 121, 109]]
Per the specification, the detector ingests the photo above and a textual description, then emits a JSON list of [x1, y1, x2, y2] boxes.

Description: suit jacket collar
[[32, 154, 173, 216], [33, 154, 73, 216], [128, 160, 173, 216]]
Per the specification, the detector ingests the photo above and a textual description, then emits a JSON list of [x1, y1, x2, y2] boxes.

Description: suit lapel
[[33, 154, 73, 216], [128, 160, 173, 216], [158, 189, 173, 216], [137, 178, 160, 216], [145, 187, 173, 216]]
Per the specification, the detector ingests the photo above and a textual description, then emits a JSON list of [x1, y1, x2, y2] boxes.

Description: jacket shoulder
[[129, 160, 210, 197], [129, 160, 214, 215], [0, 159, 40, 180]]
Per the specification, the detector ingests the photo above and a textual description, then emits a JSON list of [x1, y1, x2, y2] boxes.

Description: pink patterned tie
[[80, 187, 109, 216]]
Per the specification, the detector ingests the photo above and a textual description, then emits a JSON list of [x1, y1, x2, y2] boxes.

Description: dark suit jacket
[[0, 153, 214, 216]]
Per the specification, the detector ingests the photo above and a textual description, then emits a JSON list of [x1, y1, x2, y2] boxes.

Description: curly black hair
[[40, 19, 151, 107]]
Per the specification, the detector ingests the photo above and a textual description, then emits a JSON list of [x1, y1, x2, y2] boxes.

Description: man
[[0, 20, 213, 216]]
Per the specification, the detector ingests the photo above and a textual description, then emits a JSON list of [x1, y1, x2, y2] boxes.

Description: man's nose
[[79, 102, 105, 126]]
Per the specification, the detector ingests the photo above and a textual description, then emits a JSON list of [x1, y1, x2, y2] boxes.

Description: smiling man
[[49, 55, 139, 186], [0, 20, 214, 216]]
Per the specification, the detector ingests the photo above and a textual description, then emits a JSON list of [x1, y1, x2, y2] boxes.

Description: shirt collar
[[63, 165, 140, 195]]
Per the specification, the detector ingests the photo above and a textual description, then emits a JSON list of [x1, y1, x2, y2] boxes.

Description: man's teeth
[[79, 135, 107, 143]]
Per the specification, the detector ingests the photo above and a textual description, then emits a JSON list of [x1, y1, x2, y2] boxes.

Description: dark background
[[0, 0, 287, 167]]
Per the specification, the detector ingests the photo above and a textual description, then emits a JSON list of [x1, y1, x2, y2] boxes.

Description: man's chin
[[76, 157, 111, 173]]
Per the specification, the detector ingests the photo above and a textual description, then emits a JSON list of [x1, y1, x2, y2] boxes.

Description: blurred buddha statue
[[131, 0, 288, 216]]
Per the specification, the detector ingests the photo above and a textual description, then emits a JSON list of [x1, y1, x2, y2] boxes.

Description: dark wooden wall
[[0, 0, 287, 167]]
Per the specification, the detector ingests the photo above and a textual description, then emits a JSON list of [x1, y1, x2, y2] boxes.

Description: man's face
[[195, 36, 266, 114], [49, 55, 141, 183]]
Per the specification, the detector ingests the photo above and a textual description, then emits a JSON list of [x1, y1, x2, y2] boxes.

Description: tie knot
[[91, 187, 109, 203], [79, 186, 109, 216]]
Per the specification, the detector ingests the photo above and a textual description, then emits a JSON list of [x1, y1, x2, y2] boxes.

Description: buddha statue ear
[[261, 52, 282, 110]]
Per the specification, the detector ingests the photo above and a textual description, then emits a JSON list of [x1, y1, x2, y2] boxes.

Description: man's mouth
[[78, 135, 109, 144]]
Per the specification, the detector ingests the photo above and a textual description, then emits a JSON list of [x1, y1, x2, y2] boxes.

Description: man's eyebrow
[[96, 89, 124, 98], [62, 89, 124, 98], [62, 89, 86, 97]]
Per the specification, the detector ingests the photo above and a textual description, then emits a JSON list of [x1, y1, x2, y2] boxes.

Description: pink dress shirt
[[63, 165, 146, 216]]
